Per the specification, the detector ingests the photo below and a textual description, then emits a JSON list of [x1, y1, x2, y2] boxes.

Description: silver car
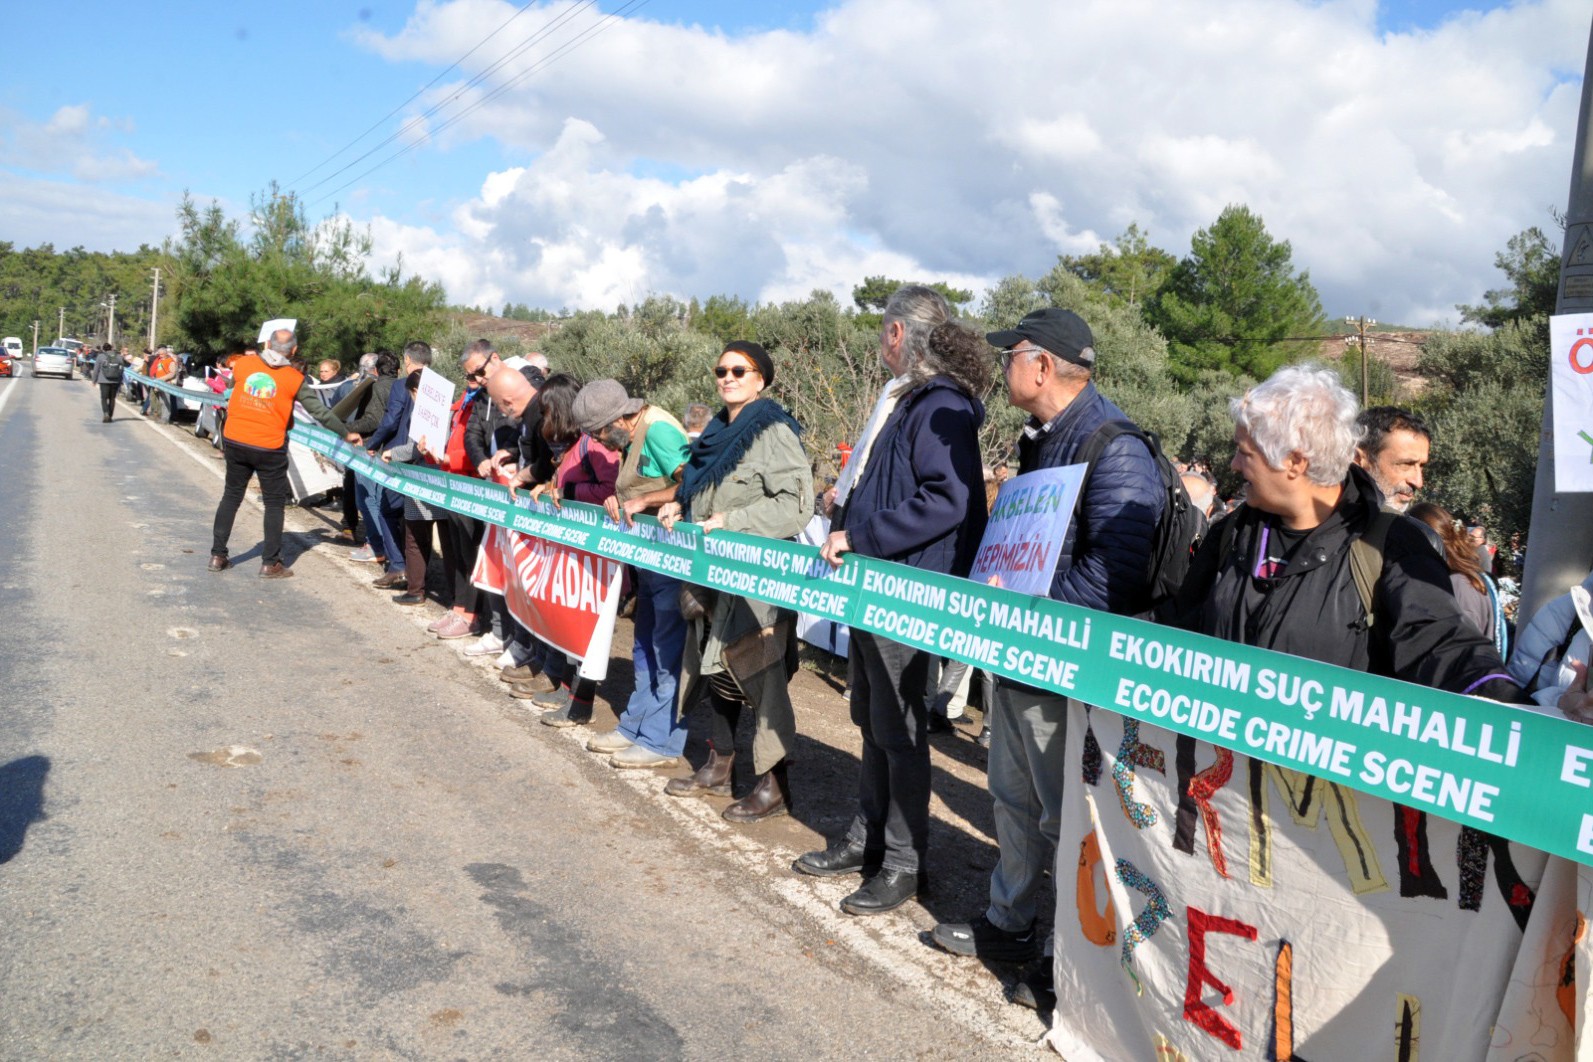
[[32, 346, 75, 379]]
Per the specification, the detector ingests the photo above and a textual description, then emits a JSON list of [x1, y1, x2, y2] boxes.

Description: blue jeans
[[616, 569, 686, 757], [355, 476, 404, 570]]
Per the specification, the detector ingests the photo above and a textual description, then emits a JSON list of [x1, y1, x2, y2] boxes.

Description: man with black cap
[[929, 307, 1164, 1012], [571, 379, 693, 770]]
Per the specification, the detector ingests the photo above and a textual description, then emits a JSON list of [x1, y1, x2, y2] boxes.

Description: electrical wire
[[308, 0, 650, 210], [284, 0, 552, 190], [294, 0, 603, 198]]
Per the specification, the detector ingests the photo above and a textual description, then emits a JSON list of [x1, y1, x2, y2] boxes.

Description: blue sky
[[0, 1, 1583, 324]]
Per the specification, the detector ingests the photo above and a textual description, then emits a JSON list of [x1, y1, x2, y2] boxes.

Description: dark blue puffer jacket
[[837, 376, 987, 577], [1018, 381, 1162, 613]]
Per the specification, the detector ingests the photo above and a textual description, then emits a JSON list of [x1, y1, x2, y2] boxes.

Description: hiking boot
[[372, 571, 406, 589], [665, 748, 734, 798], [500, 662, 541, 684], [723, 761, 790, 822], [1009, 962, 1056, 1012]]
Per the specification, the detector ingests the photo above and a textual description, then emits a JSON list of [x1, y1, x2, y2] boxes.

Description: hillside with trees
[[0, 194, 1554, 541]]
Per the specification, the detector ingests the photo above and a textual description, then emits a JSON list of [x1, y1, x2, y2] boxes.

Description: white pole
[[107, 293, 117, 346]]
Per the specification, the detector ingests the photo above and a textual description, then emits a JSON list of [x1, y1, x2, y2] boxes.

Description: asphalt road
[[0, 374, 1029, 1060]]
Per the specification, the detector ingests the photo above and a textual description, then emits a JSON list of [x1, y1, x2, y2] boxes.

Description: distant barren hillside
[[1319, 330, 1430, 397], [452, 311, 555, 346]]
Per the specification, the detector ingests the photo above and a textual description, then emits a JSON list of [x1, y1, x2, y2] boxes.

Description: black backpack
[[99, 353, 124, 383], [1075, 420, 1202, 613]]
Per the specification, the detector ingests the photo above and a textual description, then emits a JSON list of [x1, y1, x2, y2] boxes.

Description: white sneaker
[[495, 648, 517, 668], [465, 633, 504, 658], [610, 744, 679, 769], [587, 730, 635, 755]]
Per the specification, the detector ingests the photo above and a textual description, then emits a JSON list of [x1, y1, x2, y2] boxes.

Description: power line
[[294, 0, 602, 198], [284, 0, 551, 190], [309, 0, 650, 210]]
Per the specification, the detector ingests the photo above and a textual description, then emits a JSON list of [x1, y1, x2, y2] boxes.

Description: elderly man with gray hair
[[209, 328, 348, 578], [1169, 364, 1524, 701], [794, 285, 990, 916]]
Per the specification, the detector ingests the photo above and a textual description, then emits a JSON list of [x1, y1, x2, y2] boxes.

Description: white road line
[[0, 378, 20, 422]]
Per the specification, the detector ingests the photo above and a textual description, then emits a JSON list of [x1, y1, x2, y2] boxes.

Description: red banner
[[472, 523, 623, 680]]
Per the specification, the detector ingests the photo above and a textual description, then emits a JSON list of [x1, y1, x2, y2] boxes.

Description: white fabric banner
[[1549, 313, 1593, 493], [1047, 703, 1590, 1061]]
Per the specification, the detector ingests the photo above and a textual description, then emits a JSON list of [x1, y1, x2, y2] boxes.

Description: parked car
[[32, 346, 74, 379]]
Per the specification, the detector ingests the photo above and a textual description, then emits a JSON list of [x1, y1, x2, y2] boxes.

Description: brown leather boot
[[723, 761, 790, 822], [665, 747, 734, 798]]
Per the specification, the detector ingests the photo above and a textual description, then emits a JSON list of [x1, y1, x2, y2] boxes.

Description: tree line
[[0, 195, 1556, 543]]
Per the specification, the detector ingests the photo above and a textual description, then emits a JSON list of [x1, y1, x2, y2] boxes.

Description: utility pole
[[149, 267, 160, 350], [1345, 315, 1375, 405], [31, 321, 39, 355], [57, 306, 64, 341], [106, 293, 117, 346], [1521, 12, 1593, 621]]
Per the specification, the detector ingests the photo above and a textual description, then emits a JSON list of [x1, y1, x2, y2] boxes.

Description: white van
[[2, 337, 22, 359]]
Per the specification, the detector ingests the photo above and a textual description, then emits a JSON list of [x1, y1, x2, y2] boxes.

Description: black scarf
[[678, 398, 801, 520]]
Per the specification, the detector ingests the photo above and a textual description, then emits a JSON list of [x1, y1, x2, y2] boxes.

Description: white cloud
[[1, 103, 161, 184], [347, 0, 1585, 323], [0, 172, 178, 251]]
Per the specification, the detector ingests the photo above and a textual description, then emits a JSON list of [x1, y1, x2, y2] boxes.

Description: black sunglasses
[[713, 365, 759, 379]]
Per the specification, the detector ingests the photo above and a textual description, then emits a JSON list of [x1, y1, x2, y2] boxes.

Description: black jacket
[[346, 374, 396, 437], [464, 390, 521, 472], [1168, 466, 1521, 700]]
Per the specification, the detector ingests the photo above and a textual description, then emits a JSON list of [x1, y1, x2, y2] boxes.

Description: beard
[[599, 425, 630, 453]]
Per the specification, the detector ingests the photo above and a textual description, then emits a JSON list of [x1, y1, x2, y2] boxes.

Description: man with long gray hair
[[795, 285, 990, 916]]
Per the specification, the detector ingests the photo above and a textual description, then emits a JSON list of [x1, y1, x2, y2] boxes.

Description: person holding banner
[[208, 328, 348, 578], [1170, 365, 1522, 696], [795, 286, 989, 916], [930, 308, 1164, 1010], [572, 379, 692, 770], [657, 341, 814, 822]]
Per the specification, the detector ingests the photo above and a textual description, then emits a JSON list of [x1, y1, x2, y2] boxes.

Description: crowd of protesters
[[132, 285, 1589, 1023]]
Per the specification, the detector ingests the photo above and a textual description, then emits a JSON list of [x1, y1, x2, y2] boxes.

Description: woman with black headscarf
[[657, 341, 814, 821]]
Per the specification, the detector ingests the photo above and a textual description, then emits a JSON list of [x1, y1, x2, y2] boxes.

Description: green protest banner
[[129, 380, 1593, 871]]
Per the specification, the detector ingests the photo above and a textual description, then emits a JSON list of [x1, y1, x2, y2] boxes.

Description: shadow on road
[[0, 754, 50, 864]]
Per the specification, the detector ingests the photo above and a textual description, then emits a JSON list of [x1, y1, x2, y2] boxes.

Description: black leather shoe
[[792, 838, 880, 878], [839, 867, 929, 916], [927, 712, 953, 734], [391, 592, 425, 605]]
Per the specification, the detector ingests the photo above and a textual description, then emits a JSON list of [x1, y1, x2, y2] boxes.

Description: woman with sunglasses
[[657, 341, 814, 821]]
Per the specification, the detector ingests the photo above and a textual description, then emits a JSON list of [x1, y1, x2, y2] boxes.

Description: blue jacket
[[368, 382, 412, 452], [1017, 381, 1162, 614], [837, 376, 987, 577]]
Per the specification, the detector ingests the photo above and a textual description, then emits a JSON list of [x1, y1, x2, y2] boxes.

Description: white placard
[[256, 318, 297, 344], [967, 464, 1088, 596], [409, 366, 456, 457], [1550, 313, 1593, 493]]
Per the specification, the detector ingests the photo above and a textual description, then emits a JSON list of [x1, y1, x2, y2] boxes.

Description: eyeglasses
[[1000, 345, 1047, 368], [465, 367, 487, 381], [714, 365, 759, 379]]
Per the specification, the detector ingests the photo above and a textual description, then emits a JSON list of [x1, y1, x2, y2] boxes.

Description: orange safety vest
[[224, 355, 304, 450]]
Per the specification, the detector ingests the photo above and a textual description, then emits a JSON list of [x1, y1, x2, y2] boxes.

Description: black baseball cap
[[986, 308, 1095, 367]]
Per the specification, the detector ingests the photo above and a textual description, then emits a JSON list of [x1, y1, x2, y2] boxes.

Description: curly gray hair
[[1230, 364, 1363, 487]]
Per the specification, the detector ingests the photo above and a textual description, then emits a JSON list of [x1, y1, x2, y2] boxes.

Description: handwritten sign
[[409, 367, 455, 458], [968, 464, 1087, 595]]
